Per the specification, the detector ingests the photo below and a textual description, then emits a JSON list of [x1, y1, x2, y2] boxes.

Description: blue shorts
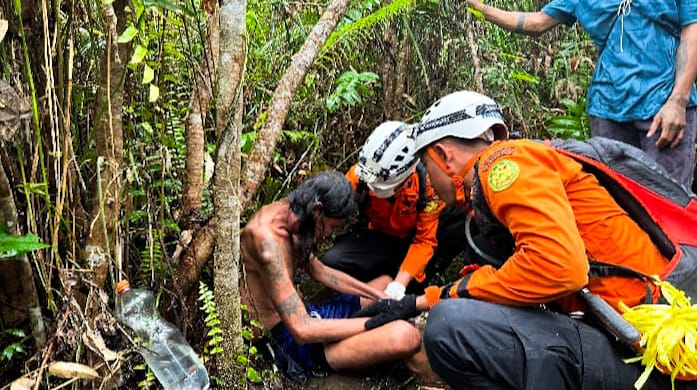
[[270, 294, 361, 372]]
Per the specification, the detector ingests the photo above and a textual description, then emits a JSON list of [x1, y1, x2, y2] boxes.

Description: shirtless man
[[241, 170, 421, 382]]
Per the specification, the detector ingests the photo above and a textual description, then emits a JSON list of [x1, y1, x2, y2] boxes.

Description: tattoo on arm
[[277, 293, 302, 317], [515, 13, 525, 33], [668, 40, 691, 106], [328, 273, 339, 287]]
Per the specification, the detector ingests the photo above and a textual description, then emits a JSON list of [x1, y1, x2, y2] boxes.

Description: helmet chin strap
[[426, 146, 482, 210]]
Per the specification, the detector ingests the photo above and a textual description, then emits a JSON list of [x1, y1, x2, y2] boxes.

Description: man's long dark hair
[[288, 170, 356, 259]]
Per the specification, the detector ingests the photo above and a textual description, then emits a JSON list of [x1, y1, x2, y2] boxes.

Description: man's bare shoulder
[[245, 200, 292, 232], [241, 200, 294, 256]]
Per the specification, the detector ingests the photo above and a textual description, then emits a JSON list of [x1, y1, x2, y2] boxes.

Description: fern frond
[[198, 281, 223, 362], [321, 0, 417, 56]]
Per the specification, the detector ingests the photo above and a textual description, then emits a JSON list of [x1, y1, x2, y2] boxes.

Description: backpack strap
[[415, 161, 428, 212], [588, 259, 654, 304]]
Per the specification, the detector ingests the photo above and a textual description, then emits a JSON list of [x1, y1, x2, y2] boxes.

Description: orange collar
[[426, 146, 484, 208]]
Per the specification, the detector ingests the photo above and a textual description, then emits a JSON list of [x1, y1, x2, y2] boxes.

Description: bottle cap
[[116, 280, 131, 294]]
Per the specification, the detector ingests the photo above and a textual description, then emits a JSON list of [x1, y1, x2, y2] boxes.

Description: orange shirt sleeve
[[463, 141, 589, 305], [400, 196, 444, 282]]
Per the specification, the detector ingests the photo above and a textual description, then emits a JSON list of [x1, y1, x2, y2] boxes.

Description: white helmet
[[356, 121, 417, 198], [414, 90, 508, 152]]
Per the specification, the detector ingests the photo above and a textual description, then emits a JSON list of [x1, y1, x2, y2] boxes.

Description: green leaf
[[117, 25, 138, 43], [130, 45, 148, 64], [0, 230, 50, 259], [140, 122, 154, 134], [206, 318, 220, 327], [325, 71, 380, 113], [510, 70, 539, 84], [247, 367, 261, 383], [549, 117, 582, 128], [236, 355, 249, 365], [2, 342, 26, 361], [148, 84, 159, 102], [3, 328, 26, 338], [142, 64, 154, 84]]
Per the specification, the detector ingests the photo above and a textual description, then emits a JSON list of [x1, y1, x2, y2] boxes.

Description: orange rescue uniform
[[346, 164, 445, 282], [444, 140, 668, 312]]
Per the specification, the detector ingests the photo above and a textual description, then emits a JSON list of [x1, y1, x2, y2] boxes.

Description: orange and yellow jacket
[[346, 164, 445, 282], [432, 139, 668, 312]]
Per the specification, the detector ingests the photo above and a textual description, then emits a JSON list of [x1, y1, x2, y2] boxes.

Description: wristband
[[424, 286, 442, 308]]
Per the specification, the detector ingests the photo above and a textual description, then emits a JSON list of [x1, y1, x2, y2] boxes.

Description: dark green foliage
[[1, 328, 28, 362], [0, 227, 50, 259], [325, 71, 381, 113], [548, 97, 591, 140], [198, 282, 223, 385]]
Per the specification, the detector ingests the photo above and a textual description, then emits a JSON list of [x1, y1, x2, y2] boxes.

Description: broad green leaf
[[117, 25, 138, 43], [0, 231, 50, 259], [2, 342, 26, 361], [549, 117, 582, 128], [140, 122, 153, 134], [129, 45, 148, 64], [148, 84, 159, 102], [142, 64, 154, 84], [246, 367, 261, 383]]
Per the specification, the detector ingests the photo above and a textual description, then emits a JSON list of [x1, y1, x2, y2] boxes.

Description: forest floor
[[255, 358, 449, 390]]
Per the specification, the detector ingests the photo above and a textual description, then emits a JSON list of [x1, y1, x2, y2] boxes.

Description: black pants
[[424, 299, 697, 390], [321, 206, 466, 288]]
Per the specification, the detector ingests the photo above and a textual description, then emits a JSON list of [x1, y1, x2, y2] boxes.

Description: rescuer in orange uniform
[[356, 91, 697, 389], [321, 121, 468, 299]]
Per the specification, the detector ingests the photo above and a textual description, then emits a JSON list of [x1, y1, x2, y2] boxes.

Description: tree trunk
[[382, 26, 411, 120], [240, 0, 352, 207], [85, 0, 128, 292], [214, 0, 246, 382], [0, 156, 46, 347], [181, 6, 220, 230], [163, 3, 221, 323]]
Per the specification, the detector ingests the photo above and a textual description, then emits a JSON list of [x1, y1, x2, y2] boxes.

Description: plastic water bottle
[[115, 279, 210, 390]]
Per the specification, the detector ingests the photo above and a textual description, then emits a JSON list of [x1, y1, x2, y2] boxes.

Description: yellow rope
[[620, 278, 697, 389]]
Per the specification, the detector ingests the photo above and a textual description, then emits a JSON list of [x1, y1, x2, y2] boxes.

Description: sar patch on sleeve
[[423, 200, 440, 214], [488, 160, 519, 192]]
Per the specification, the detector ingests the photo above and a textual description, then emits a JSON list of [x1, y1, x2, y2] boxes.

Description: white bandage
[[384, 281, 406, 300]]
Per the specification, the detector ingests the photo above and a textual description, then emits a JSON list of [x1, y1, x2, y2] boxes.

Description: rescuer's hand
[[355, 295, 420, 330]]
